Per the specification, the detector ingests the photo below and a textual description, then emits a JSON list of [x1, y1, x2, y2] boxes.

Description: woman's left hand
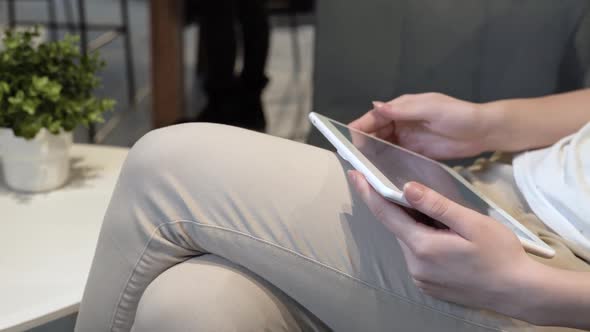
[[348, 170, 543, 317]]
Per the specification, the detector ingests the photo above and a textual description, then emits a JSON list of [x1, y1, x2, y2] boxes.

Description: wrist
[[500, 258, 571, 326], [478, 100, 512, 152], [516, 263, 590, 329]]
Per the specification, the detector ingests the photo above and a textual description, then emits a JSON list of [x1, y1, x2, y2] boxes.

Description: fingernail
[[403, 182, 424, 202], [372, 101, 386, 109]]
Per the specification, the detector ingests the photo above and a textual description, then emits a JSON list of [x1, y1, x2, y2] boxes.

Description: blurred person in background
[[183, 0, 269, 131]]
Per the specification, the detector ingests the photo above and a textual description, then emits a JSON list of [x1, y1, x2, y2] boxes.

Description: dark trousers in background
[[192, 0, 270, 130]]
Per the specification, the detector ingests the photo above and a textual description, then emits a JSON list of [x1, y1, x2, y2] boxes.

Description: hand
[[349, 93, 492, 160], [348, 170, 542, 318]]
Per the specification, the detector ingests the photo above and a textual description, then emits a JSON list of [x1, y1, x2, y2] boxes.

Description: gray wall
[[309, 0, 590, 147]]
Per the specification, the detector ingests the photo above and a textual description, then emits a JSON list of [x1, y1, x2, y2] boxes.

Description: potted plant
[[0, 28, 115, 192]]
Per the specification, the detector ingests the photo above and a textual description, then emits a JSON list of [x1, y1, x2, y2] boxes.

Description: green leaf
[[48, 120, 62, 134], [8, 90, 24, 105], [4, 38, 18, 49], [0, 82, 10, 93], [0, 28, 114, 139], [22, 100, 37, 115], [32, 76, 49, 90]]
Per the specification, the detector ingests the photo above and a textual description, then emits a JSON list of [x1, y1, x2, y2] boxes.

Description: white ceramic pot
[[0, 129, 72, 192]]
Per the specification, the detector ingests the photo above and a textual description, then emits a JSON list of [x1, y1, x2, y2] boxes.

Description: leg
[[459, 157, 590, 270], [237, 0, 270, 88], [131, 254, 328, 331], [193, 0, 240, 125], [235, 0, 270, 130], [76, 124, 532, 331], [199, 0, 237, 94]]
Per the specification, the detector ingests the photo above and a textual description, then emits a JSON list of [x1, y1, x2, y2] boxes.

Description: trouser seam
[[108, 222, 200, 331], [114, 219, 508, 332]]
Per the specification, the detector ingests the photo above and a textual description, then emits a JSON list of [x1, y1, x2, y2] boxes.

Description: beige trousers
[[75, 124, 590, 332]]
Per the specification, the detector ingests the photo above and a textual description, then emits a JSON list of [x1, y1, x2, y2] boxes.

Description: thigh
[[77, 124, 531, 332], [460, 159, 590, 270], [132, 254, 328, 332]]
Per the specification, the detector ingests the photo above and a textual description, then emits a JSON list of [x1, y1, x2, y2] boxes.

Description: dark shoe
[[192, 90, 266, 132], [234, 77, 267, 132], [173, 100, 236, 125], [232, 97, 265, 132], [194, 98, 239, 124], [178, 78, 267, 132]]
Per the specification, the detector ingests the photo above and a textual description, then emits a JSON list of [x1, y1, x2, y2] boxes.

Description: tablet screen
[[328, 119, 538, 242]]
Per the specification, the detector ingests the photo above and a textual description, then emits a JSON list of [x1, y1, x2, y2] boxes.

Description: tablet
[[309, 112, 555, 258]]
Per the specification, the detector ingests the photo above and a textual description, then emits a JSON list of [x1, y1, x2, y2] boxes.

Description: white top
[[0, 144, 128, 332], [513, 122, 590, 252]]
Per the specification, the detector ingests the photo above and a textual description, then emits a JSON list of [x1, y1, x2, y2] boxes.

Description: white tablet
[[309, 112, 555, 258]]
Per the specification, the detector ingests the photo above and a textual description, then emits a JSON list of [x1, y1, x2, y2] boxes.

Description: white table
[[0, 144, 129, 332]]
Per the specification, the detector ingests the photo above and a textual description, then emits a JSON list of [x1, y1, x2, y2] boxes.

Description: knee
[[123, 123, 246, 180], [132, 256, 301, 331], [130, 123, 224, 158]]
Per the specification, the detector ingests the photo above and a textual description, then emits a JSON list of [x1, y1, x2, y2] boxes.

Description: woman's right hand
[[349, 93, 497, 160]]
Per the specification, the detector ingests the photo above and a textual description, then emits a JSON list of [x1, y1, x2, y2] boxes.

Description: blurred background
[[1, 0, 316, 147], [2, 0, 590, 148]]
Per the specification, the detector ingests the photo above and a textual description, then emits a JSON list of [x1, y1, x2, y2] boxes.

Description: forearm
[[508, 260, 590, 329], [482, 89, 590, 152]]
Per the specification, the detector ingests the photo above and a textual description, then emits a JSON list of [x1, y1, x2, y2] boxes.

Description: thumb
[[403, 182, 482, 239], [348, 170, 424, 244]]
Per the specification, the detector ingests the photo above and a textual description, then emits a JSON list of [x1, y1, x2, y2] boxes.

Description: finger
[[351, 125, 397, 151], [410, 138, 479, 161], [377, 93, 449, 122], [376, 101, 430, 122], [349, 103, 392, 133], [395, 129, 475, 160], [375, 123, 396, 142], [348, 170, 427, 244], [403, 182, 482, 240]]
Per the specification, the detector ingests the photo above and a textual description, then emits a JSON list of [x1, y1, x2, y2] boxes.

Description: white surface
[[1, 130, 73, 192], [0, 144, 128, 332]]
